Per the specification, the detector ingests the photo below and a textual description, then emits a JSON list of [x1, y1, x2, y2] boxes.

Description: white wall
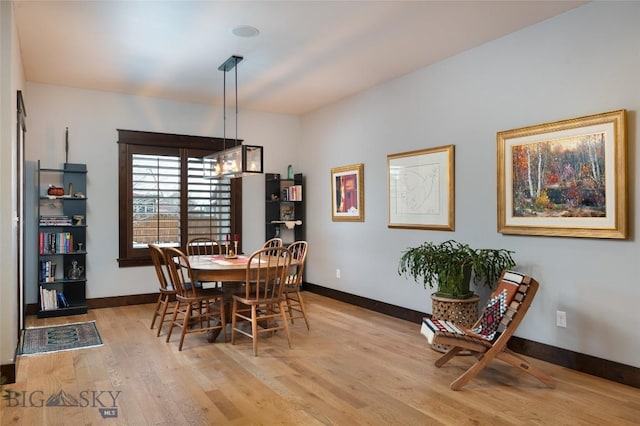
[[23, 83, 300, 302], [300, 1, 640, 368], [1, 0, 25, 369]]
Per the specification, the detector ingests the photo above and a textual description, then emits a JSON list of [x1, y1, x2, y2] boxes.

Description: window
[[118, 130, 242, 267]]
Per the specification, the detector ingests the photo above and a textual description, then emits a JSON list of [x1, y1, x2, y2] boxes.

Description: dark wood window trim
[[117, 129, 242, 267]]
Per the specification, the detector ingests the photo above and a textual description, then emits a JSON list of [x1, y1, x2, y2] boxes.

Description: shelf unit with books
[[265, 172, 305, 245], [37, 161, 88, 317]]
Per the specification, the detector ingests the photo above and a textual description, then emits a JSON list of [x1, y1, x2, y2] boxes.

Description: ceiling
[[14, 1, 586, 115]]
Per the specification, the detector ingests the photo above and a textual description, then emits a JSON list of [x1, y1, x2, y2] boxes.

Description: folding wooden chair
[[421, 270, 556, 390]]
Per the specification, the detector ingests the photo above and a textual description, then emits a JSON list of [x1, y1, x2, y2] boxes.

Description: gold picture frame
[[497, 109, 627, 239], [331, 163, 364, 222], [387, 145, 455, 230]]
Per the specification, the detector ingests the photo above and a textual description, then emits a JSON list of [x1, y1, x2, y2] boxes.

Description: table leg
[[207, 282, 242, 342]]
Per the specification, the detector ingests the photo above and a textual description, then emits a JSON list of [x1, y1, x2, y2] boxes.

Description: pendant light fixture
[[205, 55, 263, 178]]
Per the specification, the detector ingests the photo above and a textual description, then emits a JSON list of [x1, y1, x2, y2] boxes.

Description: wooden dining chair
[[231, 246, 292, 356], [422, 270, 556, 390], [262, 237, 283, 256], [187, 236, 221, 255], [187, 236, 223, 288], [164, 247, 226, 351], [283, 241, 310, 330], [148, 244, 178, 337]]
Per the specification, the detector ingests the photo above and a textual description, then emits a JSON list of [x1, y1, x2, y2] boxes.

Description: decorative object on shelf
[[47, 185, 65, 196], [67, 260, 84, 280], [388, 145, 454, 230], [284, 220, 302, 229], [288, 165, 294, 179], [76, 242, 84, 252], [67, 182, 73, 196], [205, 55, 263, 178], [497, 109, 627, 239], [331, 163, 364, 222], [72, 215, 84, 225], [281, 205, 294, 221]]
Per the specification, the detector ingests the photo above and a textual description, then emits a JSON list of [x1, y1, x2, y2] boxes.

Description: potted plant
[[398, 239, 515, 352], [398, 240, 515, 299]]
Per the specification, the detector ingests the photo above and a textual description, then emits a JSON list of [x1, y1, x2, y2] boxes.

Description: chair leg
[[150, 294, 163, 329], [178, 302, 192, 351], [231, 300, 237, 345], [214, 298, 226, 343], [156, 296, 171, 337], [497, 349, 556, 388], [166, 300, 181, 343], [279, 300, 292, 349], [295, 290, 310, 331], [285, 293, 295, 324], [435, 346, 463, 368], [251, 305, 259, 356], [450, 349, 497, 391]]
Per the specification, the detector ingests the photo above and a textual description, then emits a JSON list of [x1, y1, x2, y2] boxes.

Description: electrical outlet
[[336, 269, 341, 279], [556, 310, 567, 328]]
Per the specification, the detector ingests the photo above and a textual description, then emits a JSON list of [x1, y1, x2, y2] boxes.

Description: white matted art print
[[387, 145, 454, 230]]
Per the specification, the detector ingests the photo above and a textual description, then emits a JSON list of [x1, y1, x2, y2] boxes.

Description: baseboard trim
[[305, 282, 639, 389], [1, 362, 16, 385], [86, 293, 158, 309], [25, 293, 158, 316]]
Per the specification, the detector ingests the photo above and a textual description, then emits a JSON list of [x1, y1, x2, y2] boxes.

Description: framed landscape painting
[[387, 145, 454, 230], [497, 109, 627, 239], [331, 163, 364, 222]]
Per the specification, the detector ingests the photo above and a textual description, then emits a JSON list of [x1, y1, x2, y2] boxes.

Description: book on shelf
[[57, 293, 69, 308], [39, 215, 73, 226], [281, 185, 303, 201], [39, 287, 59, 311], [39, 232, 73, 254], [39, 259, 57, 282]]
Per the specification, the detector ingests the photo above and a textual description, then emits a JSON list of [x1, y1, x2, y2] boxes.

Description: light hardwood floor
[[3, 293, 639, 425]]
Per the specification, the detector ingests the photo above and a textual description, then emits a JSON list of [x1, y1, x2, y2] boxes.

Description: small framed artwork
[[497, 109, 627, 239], [387, 145, 454, 230], [331, 163, 364, 221]]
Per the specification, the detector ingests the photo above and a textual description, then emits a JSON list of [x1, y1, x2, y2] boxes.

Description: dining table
[[188, 254, 297, 342]]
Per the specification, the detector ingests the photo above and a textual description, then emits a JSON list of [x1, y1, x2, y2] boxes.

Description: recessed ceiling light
[[231, 25, 260, 38]]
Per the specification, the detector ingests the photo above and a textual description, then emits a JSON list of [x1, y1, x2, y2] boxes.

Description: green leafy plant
[[398, 240, 516, 299]]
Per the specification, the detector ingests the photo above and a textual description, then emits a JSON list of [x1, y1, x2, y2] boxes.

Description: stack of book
[[39, 260, 57, 283], [281, 185, 302, 201], [39, 288, 69, 310], [39, 215, 73, 226], [39, 232, 73, 254]]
